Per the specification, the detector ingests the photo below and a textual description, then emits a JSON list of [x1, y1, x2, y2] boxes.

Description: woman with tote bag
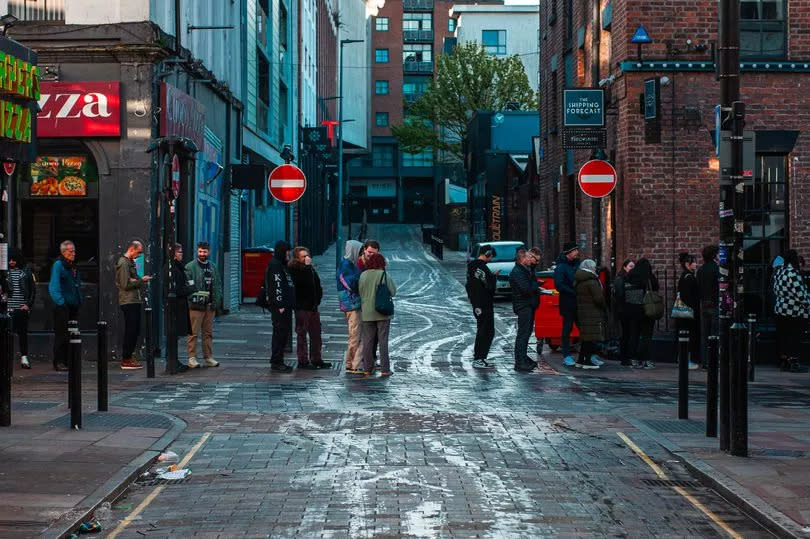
[[357, 253, 397, 376]]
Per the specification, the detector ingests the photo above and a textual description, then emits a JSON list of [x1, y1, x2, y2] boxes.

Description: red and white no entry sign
[[268, 164, 307, 203], [577, 159, 617, 198]]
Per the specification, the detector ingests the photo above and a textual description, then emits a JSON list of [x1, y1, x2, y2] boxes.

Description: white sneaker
[[688, 361, 699, 370], [204, 357, 219, 367], [590, 355, 605, 366], [187, 357, 200, 369], [20, 356, 30, 369]]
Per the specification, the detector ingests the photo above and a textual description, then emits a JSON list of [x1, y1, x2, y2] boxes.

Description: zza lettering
[[38, 91, 113, 119], [0, 98, 31, 143]]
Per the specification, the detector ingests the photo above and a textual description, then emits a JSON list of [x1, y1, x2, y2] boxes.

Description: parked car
[[467, 241, 526, 296]]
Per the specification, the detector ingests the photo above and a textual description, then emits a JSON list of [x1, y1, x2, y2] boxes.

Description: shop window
[[376, 17, 389, 32], [741, 0, 786, 59], [482, 30, 507, 55]]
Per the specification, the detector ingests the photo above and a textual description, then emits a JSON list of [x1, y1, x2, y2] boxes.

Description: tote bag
[[375, 271, 394, 316]]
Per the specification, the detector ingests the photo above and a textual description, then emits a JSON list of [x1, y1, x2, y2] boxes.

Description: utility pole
[[718, 0, 747, 456]]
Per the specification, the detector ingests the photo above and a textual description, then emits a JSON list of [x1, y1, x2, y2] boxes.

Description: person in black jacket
[[266, 240, 296, 373], [466, 245, 497, 369], [677, 252, 700, 370], [612, 259, 634, 366], [171, 244, 190, 372], [510, 249, 541, 372], [554, 241, 580, 366], [625, 258, 659, 369], [288, 246, 330, 369], [5, 249, 36, 369], [696, 245, 720, 368]]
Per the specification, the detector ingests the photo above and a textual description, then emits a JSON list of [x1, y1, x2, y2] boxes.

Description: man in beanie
[[184, 242, 221, 368], [266, 240, 296, 373], [554, 241, 581, 367]]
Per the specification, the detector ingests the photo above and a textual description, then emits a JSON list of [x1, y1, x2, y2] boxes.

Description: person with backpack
[[574, 259, 607, 369], [357, 253, 396, 376], [265, 240, 296, 373], [337, 240, 363, 373], [624, 258, 660, 369], [466, 245, 497, 369], [184, 242, 222, 369], [773, 249, 810, 373]]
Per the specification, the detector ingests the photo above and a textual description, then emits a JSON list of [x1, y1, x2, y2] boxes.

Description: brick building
[[537, 0, 810, 318]]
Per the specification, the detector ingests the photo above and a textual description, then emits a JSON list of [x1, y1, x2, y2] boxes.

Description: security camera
[[686, 39, 693, 46], [793, 156, 800, 164]]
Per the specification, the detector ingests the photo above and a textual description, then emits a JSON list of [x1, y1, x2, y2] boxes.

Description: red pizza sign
[[38, 82, 121, 137], [268, 164, 307, 203]]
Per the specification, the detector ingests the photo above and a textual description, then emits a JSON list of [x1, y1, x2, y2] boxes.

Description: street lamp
[[336, 38, 364, 268]]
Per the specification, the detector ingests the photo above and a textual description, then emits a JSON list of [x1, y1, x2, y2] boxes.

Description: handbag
[[374, 271, 394, 316], [643, 279, 665, 320], [670, 292, 694, 319]]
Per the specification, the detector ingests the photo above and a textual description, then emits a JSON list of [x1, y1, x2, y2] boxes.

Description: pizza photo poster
[[30, 156, 96, 197]]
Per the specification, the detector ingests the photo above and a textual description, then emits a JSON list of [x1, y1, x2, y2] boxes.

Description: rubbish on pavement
[[156, 468, 191, 480], [157, 451, 178, 463], [77, 519, 101, 533]]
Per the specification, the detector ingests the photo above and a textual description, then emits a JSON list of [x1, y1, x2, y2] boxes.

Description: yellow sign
[[0, 51, 40, 100], [0, 99, 31, 143]]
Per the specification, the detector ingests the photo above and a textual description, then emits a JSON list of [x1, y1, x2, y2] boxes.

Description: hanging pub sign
[[0, 36, 39, 162], [160, 82, 205, 151]]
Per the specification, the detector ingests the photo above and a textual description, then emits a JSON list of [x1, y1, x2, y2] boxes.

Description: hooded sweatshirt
[[265, 242, 296, 309], [337, 240, 363, 312]]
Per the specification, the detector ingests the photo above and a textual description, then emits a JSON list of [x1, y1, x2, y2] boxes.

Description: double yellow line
[[107, 432, 212, 539], [617, 432, 742, 539]]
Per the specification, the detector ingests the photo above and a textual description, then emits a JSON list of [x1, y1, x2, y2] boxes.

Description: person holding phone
[[116, 240, 152, 370]]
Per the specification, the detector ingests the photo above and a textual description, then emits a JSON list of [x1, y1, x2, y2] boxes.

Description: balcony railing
[[403, 29, 434, 43], [403, 0, 434, 11], [403, 61, 433, 74], [9, 0, 65, 21]]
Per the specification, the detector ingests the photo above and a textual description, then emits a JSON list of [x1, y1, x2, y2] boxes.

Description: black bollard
[[67, 320, 78, 409], [97, 321, 108, 411], [747, 313, 756, 382], [165, 295, 178, 375], [678, 329, 689, 419], [730, 322, 748, 457], [69, 320, 82, 429], [0, 314, 11, 427], [706, 334, 719, 437], [719, 317, 731, 451], [144, 307, 154, 378]]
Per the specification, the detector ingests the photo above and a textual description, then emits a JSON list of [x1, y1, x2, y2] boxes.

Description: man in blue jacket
[[554, 241, 580, 367], [48, 240, 82, 371]]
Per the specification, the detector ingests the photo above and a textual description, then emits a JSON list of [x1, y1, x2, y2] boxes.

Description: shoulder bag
[[670, 292, 694, 319], [375, 271, 395, 316], [643, 279, 665, 320]]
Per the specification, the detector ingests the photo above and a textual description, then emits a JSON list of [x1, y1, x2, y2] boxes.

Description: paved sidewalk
[[1, 363, 185, 538], [440, 243, 810, 537]]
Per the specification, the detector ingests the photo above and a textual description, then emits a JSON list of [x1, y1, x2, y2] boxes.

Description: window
[[448, 18, 457, 32], [375, 80, 390, 95], [741, 0, 786, 58], [403, 76, 430, 102], [482, 30, 507, 55], [375, 48, 389, 63], [401, 148, 433, 167], [375, 16, 389, 32], [403, 44, 432, 63], [372, 145, 394, 167], [375, 112, 389, 127], [403, 12, 432, 31], [279, 3, 288, 51]]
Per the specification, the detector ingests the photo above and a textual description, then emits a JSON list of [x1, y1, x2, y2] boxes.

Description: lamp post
[[336, 38, 364, 268]]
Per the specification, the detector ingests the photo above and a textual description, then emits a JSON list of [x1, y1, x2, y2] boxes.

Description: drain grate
[[137, 477, 194, 486], [642, 478, 702, 489], [45, 412, 173, 430], [750, 448, 806, 458], [11, 401, 60, 411], [643, 419, 706, 434]]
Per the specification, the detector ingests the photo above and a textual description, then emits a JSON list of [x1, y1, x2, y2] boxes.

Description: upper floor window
[[741, 0, 786, 59], [401, 148, 433, 167], [482, 30, 507, 55], [372, 145, 395, 167], [9, 0, 65, 21], [375, 80, 390, 95], [375, 17, 389, 32], [375, 48, 390, 63], [403, 44, 433, 63], [375, 112, 390, 127], [448, 18, 457, 33], [403, 12, 432, 31]]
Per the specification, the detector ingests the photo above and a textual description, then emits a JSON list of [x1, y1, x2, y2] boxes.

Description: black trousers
[[776, 315, 804, 360], [473, 305, 495, 360], [53, 305, 79, 367], [561, 313, 576, 357], [120, 303, 141, 359], [577, 340, 595, 363], [11, 309, 29, 356], [514, 306, 534, 365], [619, 315, 632, 361], [271, 308, 293, 365]]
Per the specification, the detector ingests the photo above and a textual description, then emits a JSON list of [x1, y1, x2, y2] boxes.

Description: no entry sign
[[268, 164, 307, 203], [577, 159, 617, 198]]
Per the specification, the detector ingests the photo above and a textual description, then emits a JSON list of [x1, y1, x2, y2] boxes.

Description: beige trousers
[[344, 310, 362, 370], [187, 308, 214, 359]]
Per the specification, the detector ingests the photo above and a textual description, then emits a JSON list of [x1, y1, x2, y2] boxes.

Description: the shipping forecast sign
[[0, 37, 39, 161]]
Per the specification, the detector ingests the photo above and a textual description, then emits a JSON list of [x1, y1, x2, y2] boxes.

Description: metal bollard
[[69, 320, 82, 429], [678, 329, 689, 420], [144, 307, 154, 378], [719, 318, 731, 451], [67, 320, 78, 409], [0, 314, 11, 427], [730, 322, 748, 457], [706, 335, 719, 437], [97, 321, 108, 412], [165, 295, 178, 375], [747, 313, 757, 382]]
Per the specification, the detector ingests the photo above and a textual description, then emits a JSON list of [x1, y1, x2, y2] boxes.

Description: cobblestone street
[[93, 226, 774, 538]]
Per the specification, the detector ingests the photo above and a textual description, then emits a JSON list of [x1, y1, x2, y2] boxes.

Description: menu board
[[30, 156, 90, 197]]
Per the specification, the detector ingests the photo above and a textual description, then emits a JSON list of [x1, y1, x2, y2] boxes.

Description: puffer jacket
[[509, 263, 540, 312], [575, 269, 607, 342]]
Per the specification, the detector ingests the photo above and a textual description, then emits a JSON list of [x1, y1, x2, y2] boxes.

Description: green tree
[[391, 41, 537, 162]]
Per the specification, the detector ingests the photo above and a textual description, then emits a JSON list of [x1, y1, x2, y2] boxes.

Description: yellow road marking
[[107, 432, 211, 539], [617, 432, 742, 539]]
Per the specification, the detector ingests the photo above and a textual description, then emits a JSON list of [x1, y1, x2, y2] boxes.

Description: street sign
[[563, 88, 605, 127], [577, 159, 617, 198], [171, 154, 180, 199], [562, 128, 607, 150], [268, 163, 307, 203]]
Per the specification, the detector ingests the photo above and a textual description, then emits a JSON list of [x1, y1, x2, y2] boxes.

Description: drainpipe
[[175, 0, 182, 54], [591, 0, 603, 265]]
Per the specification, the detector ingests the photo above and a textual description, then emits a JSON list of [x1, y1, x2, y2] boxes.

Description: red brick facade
[[538, 0, 810, 278]]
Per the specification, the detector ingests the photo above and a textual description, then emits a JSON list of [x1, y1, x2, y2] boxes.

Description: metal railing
[[403, 61, 433, 74], [9, 0, 65, 21], [403, 0, 434, 11], [403, 30, 434, 42]]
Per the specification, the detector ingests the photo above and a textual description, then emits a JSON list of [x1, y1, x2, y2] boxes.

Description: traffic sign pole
[[577, 159, 617, 198], [268, 164, 307, 204]]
